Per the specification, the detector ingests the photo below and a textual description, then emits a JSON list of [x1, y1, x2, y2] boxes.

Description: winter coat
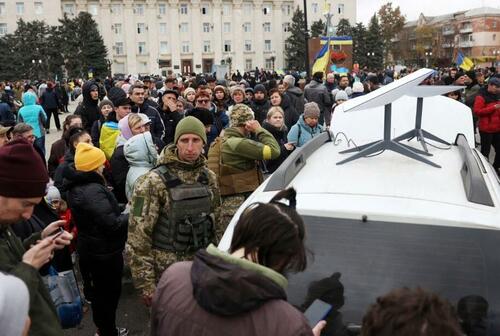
[[0, 226, 63, 336], [151, 244, 313, 336], [40, 88, 60, 110], [131, 105, 165, 140], [262, 121, 291, 173], [287, 115, 324, 148], [74, 81, 100, 133], [124, 132, 158, 201], [0, 102, 15, 125], [18, 92, 47, 138], [207, 108, 229, 146], [473, 87, 500, 133], [65, 170, 128, 258], [279, 94, 300, 130], [250, 99, 272, 124], [54, 150, 75, 194], [48, 138, 67, 178], [286, 86, 306, 116], [304, 80, 332, 117], [159, 109, 183, 145], [90, 118, 104, 147], [109, 137, 129, 204]]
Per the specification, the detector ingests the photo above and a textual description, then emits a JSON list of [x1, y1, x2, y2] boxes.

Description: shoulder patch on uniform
[[132, 196, 145, 217]]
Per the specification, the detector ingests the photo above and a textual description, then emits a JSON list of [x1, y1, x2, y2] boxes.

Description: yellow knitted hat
[[75, 143, 106, 172]]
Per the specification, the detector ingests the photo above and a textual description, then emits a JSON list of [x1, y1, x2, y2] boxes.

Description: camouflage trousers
[[220, 194, 247, 233]]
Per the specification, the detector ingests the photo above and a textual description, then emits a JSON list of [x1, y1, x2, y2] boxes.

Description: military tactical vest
[[207, 137, 263, 196], [151, 165, 214, 253]]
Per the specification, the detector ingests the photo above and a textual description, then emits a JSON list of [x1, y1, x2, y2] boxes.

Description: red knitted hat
[[0, 139, 48, 198]]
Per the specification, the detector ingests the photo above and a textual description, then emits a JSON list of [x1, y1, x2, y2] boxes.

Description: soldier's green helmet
[[230, 104, 254, 127]]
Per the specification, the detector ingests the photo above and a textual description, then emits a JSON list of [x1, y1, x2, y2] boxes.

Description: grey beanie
[[303, 102, 320, 119], [0, 272, 30, 336], [335, 90, 349, 101]]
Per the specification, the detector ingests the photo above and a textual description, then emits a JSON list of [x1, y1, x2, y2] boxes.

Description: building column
[[212, 0, 223, 65], [99, 0, 113, 75], [232, 0, 243, 72], [75, 0, 87, 13], [273, 0, 283, 70], [253, 0, 264, 69], [123, 0, 137, 75], [191, 0, 202, 72], [146, 0, 159, 75], [168, 0, 181, 74]]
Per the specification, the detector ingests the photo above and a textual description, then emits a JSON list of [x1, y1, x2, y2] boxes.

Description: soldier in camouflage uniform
[[127, 116, 221, 306], [208, 104, 280, 229]]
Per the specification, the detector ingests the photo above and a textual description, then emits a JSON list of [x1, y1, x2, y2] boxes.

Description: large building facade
[[391, 7, 500, 67], [0, 0, 356, 76]]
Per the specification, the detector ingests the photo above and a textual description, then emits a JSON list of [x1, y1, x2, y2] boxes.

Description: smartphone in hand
[[304, 299, 333, 327]]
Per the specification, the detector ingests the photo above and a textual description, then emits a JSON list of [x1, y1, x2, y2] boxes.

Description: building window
[[63, 3, 75, 15], [0, 3, 5, 16], [88, 3, 98, 16], [114, 23, 122, 34], [264, 39, 271, 51], [245, 59, 252, 71], [180, 4, 188, 15], [265, 58, 273, 69], [224, 40, 231, 52], [283, 22, 290, 32], [244, 40, 252, 51], [181, 41, 190, 53], [138, 42, 147, 54], [160, 41, 169, 53], [282, 4, 291, 16], [263, 22, 271, 32], [203, 22, 210, 33], [311, 3, 318, 14], [338, 4, 344, 14], [158, 3, 166, 15], [263, 4, 271, 15], [493, 34, 496, 41], [0, 23, 7, 36], [180, 23, 188, 32], [111, 3, 122, 14], [114, 42, 124, 55], [243, 3, 252, 13], [223, 22, 231, 33], [159, 23, 167, 34], [134, 4, 144, 15], [201, 5, 209, 15], [203, 40, 211, 53], [222, 4, 231, 16], [16, 2, 24, 15], [137, 23, 146, 34], [493, 21, 497, 28], [243, 22, 251, 33], [34, 2, 43, 15]]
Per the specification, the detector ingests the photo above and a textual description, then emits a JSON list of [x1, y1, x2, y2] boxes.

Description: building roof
[[464, 7, 500, 17], [406, 7, 500, 28]]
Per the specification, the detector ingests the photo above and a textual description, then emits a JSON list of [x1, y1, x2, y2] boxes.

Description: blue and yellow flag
[[312, 36, 331, 75], [456, 51, 474, 71]]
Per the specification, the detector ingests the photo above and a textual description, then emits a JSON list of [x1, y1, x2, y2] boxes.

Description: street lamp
[[425, 51, 432, 68]]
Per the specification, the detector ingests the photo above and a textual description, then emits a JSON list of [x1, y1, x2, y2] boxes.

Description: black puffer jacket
[[65, 170, 128, 258], [250, 99, 271, 124]]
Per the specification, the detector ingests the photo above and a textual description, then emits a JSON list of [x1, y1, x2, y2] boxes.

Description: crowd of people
[[0, 64, 498, 336]]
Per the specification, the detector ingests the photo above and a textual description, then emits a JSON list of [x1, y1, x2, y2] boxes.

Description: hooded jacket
[[18, 92, 47, 138], [473, 87, 500, 133], [151, 244, 313, 336], [124, 132, 158, 201], [74, 81, 100, 133], [287, 115, 324, 148], [65, 170, 128, 258]]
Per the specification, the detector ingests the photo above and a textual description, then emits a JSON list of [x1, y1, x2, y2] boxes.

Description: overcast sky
[[357, 0, 500, 25]]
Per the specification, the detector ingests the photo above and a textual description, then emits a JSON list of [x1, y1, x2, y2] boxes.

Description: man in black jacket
[[304, 72, 332, 125], [128, 84, 165, 140], [249, 84, 271, 124], [75, 81, 100, 133], [158, 89, 183, 145], [283, 75, 305, 117]]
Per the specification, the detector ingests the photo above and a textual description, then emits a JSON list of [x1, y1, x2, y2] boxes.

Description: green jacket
[[0, 226, 63, 336], [221, 127, 280, 171]]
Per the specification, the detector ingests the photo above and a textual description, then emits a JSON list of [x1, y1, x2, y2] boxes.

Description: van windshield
[[287, 216, 500, 335]]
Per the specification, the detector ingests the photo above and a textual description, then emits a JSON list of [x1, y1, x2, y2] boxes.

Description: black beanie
[[254, 84, 267, 94], [0, 139, 48, 198]]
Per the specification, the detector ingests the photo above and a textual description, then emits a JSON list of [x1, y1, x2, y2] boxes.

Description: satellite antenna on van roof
[[394, 85, 464, 153], [337, 68, 448, 168]]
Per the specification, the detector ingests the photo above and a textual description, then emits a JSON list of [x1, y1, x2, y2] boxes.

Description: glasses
[[197, 99, 210, 103]]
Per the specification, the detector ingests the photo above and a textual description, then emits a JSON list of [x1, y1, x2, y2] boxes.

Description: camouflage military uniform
[[127, 144, 221, 298], [209, 104, 280, 228]]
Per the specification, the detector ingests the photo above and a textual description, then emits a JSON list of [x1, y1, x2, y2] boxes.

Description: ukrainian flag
[[456, 51, 474, 71], [312, 36, 331, 75]]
